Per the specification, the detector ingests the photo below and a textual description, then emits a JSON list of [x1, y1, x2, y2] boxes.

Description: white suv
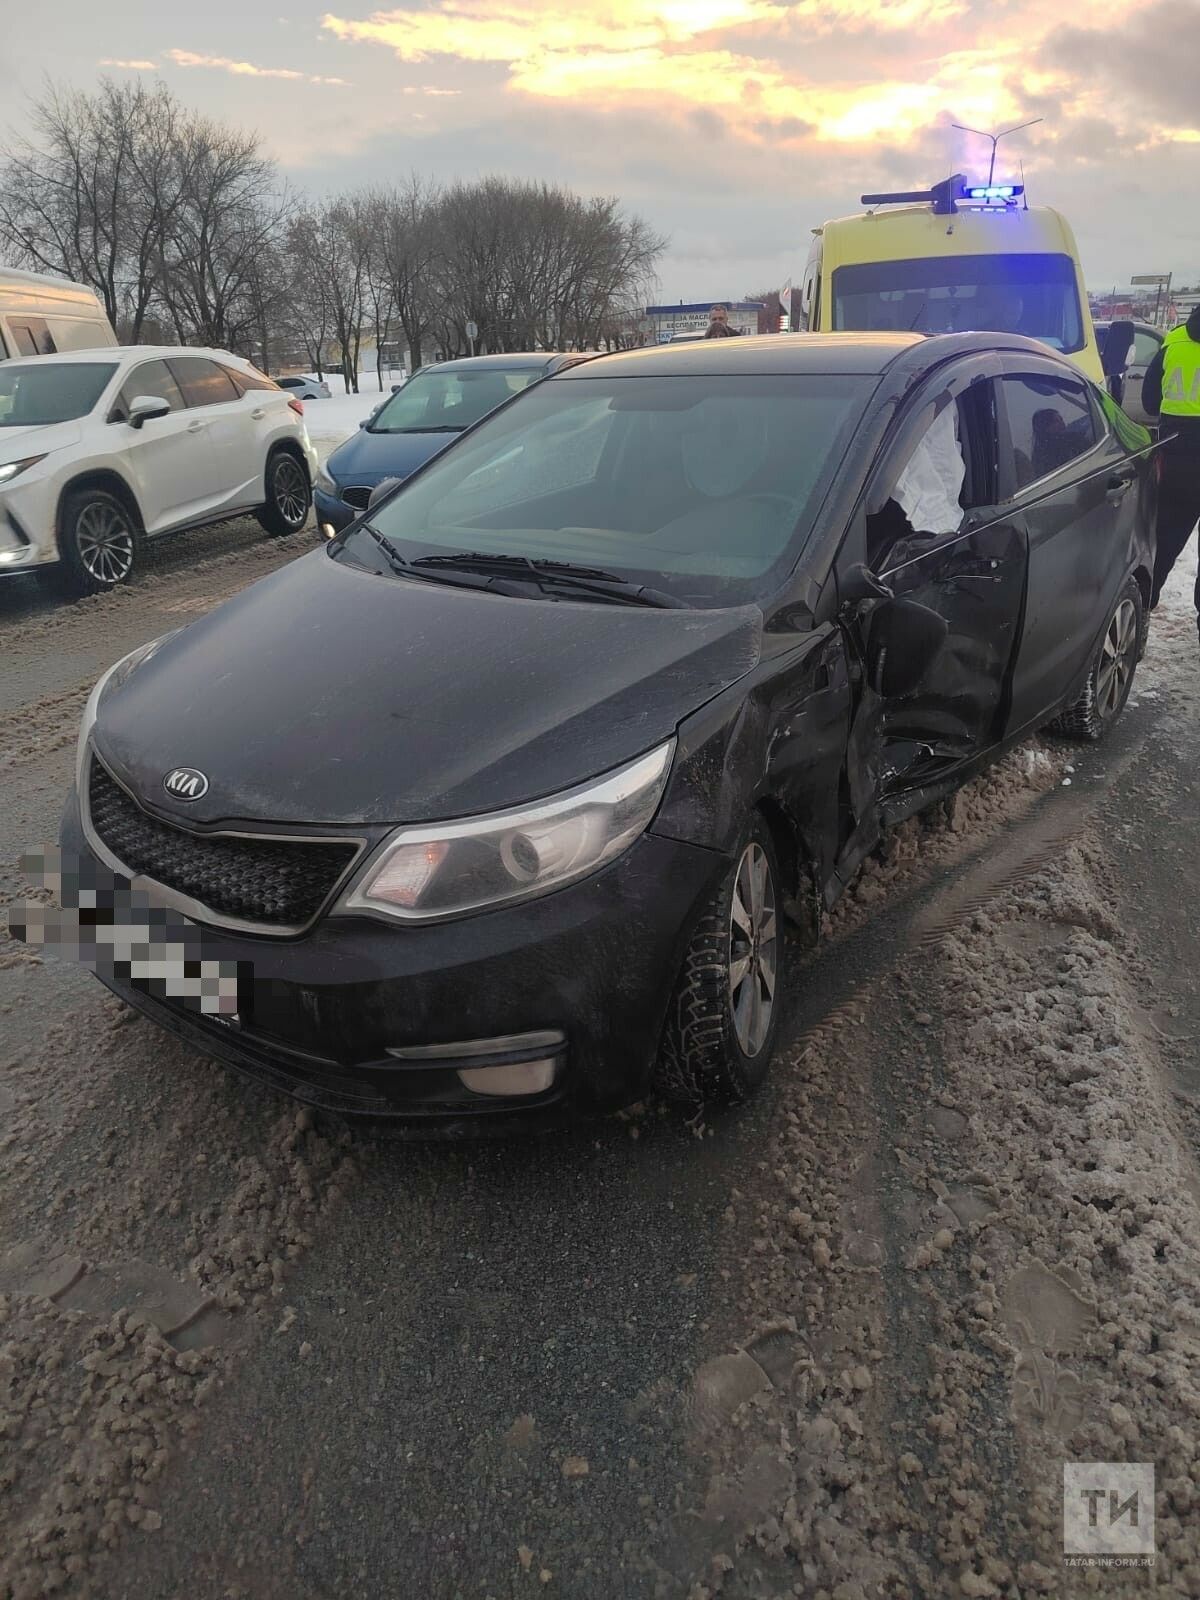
[[0, 347, 319, 594]]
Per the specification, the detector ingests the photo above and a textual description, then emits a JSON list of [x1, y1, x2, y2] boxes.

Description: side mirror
[[840, 561, 893, 605], [127, 394, 171, 429], [1101, 319, 1136, 380], [866, 597, 948, 698], [367, 476, 404, 510]]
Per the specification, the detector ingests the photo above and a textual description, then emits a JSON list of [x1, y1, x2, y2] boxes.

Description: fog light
[[320, 522, 336, 540], [457, 1059, 558, 1097]]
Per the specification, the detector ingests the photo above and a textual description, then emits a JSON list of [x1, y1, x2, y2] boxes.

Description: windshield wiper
[[410, 551, 688, 608], [358, 520, 410, 577]]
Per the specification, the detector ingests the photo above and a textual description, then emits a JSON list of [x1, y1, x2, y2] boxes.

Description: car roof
[[1094, 320, 1160, 336], [557, 330, 1092, 385], [558, 332, 924, 378], [0, 344, 252, 367], [425, 352, 568, 374]]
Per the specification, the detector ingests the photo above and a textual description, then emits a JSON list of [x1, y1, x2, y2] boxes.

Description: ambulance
[[796, 175, 1110, 384]]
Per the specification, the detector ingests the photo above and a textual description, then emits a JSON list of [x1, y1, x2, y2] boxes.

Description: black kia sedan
[[61, 333, 1155, 1127]]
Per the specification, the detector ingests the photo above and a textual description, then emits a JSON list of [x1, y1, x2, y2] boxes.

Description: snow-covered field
[[299, 368, 405, 458]]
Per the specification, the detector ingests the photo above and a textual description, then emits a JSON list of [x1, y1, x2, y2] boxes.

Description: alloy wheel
[[76, 502, 135, 586], [728, 841, 778, 1058], [1096, 597, 1137, 719], [273, 457, 309, 527]]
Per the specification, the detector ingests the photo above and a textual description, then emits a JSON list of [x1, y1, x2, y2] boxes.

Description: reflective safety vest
[[1161, 324, 1200, 416]]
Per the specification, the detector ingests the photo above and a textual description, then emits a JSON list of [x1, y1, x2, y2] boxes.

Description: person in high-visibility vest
[[1143, 306, 1200, 636]]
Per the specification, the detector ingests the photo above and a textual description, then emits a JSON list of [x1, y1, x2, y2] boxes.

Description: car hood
[[93, 550, 764, 828], [0, 419, 82, 460], [325, 425, 456, 487]]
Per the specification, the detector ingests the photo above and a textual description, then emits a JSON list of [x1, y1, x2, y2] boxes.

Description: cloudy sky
[[3, 0, 1198, 301]]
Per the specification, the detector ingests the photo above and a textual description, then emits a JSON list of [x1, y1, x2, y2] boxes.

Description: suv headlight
[[341, 740, 675, 923], [0, 454, 47, 485], [316, 464, 337, 493]]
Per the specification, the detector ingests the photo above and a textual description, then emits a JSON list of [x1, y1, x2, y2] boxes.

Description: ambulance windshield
[[832, 253, 1085, 354]]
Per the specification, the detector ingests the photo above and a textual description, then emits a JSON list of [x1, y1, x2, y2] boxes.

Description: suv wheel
[[257, 450, 311, 537], [1048, 575, 1144, 742], [56, 488, 139, 596], [656, 814, 785, 1109]]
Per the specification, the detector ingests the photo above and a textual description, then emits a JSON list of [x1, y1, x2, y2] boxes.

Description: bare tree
[[358, 190, 396, 389], [378, 176, 440, 371], [428, 178, 665, 355], [0, 78, 182, 342], [155, 113, 284, 350], [284, 212, 334, 378], [284, 196, 370, 389], [1, 83, 668, 374]]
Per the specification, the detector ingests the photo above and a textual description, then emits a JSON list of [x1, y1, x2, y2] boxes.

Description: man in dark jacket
[[1143, 305, 1200, 636], [704, 304, 739, 338]]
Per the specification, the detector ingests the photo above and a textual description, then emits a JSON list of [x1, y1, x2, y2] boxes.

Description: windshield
[[0, 361, 118, 426], [368, 366, 544, 433], [833, 253, 1085, 354], [333, 372, 875, 608]]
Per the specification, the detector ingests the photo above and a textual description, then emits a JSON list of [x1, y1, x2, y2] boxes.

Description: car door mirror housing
[[840, 561, 894, 605], [866, 597, 949, 698], [367, 477, 405, 510], [127, 394, 172, 429]]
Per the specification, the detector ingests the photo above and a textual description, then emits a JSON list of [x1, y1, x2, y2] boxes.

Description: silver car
[[276, 374, 332, 401], [1095, 321, 1163, 427]]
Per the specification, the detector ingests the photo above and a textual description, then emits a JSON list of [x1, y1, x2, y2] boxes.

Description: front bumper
[[0, 489, 55, 575], [61, 788, 724, 1126], [314, 486, 357, 535]]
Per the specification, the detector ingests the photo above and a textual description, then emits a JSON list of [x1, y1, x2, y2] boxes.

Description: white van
[[0, 269, 117, 360]]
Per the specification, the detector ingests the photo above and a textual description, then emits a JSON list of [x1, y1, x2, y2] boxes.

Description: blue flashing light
[[965, 183, 1023, 201]]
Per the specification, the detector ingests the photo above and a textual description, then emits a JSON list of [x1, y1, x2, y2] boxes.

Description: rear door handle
[[250, 407, 267, 420]]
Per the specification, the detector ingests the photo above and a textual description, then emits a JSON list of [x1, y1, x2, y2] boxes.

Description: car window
[[221, 363, 278, 394], [169, 356, 241, 409], [0, 361, 118, 425], [1003, 376, 1097, 490], [1132, 329, 1161, 367], [369, 368, 542, 433], [114, 359, 185, 422], [866, 385, 995, 567], [9, 318, 58, 357], [336, 373, 875, 608]]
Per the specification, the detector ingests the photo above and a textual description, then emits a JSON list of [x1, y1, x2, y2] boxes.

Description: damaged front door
[[836, 359, 1027, 877]]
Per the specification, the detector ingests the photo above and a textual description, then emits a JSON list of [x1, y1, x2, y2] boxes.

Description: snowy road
[[1, 534, 1198, 1598]]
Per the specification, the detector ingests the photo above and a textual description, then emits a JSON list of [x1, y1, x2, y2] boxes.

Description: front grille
[[87, 760, 359, 929], [341, 485, 373, 511]]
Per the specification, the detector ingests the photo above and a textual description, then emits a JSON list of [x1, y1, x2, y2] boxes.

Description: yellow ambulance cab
[[797, 175, 1105, 384]]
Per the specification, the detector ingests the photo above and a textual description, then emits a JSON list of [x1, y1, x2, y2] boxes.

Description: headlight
[[316, 464, 336, 493], [0, 454, 47, 485], [342, 740, 675, 923], [76, 633, 179, 784]]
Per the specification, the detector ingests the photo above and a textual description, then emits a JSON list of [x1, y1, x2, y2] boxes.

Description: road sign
[[465, 320, 478, 339], [1131, 274, 1170, 286]]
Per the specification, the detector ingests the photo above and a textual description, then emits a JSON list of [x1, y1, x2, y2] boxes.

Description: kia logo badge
[[163, 767, 209, 801]]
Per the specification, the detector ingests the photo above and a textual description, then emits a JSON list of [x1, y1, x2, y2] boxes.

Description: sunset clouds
[[319, 0, 1196, 157], [14, 0, 1196, 296]]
